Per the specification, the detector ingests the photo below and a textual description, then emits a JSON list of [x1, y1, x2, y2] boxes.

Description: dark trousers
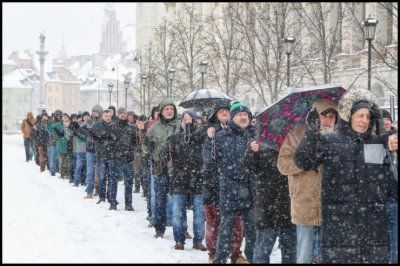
[[23, 138, 32, 161]]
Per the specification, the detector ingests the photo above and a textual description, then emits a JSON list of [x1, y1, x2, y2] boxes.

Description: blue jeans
[[296, 224, 321, 263], [172, 194, 205, 244], [49, 145, 59, 174], [148, 174, 156, 221], [73, 152, 86, 186], [253, 227, 296, 263], [388, 202, 398, 264], [108, 160, 134, 205], [153, 174, 170, 233], [97, 158, 109, 201], [85, 152, 95, 195], [215, 208, 256, 263], [167, 194, 173, 223]]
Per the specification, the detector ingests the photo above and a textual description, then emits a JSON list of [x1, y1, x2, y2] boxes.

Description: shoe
[[175, 242, 184, 250], [51, 173, 55, 176], [166, 221, 173, 227], [154, 230, 164, 238], [96, 199, 105, 204], [125, 204, 134, 211], [84, 194, 93, 199], [148, 221, 154, 227], [184, 230, 192, 239], [68, 179, 73, 183], [26, 159, 29, 162], [231, 252, 250, 264], [72, 184, 79, 187], [193, 243, 207, 251], [134, 188, 140, 193], [312, 255, 319, 264], [93, 190, 99, 197], [109, 204, 117, 210], [208, 253, 215, 264]]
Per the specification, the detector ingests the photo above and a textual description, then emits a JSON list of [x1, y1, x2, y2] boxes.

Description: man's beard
[[320, 125, 335, 133]]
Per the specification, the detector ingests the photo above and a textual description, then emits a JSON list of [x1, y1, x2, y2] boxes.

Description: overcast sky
[[2, 2, 136, 61]]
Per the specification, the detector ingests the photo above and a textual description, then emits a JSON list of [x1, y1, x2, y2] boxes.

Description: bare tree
[[173, 3, 207, 93], [204, 3, 245, 98]]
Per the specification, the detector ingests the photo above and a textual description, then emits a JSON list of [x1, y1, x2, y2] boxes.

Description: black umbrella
[[179, 89, 232, 109]]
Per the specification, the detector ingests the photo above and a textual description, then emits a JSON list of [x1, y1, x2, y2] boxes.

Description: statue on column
[[39, 33, 45, 46]]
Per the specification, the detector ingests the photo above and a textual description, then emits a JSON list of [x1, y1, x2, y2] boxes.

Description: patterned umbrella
[[179, 89, 232, 109], [256, 84, 346, 151]]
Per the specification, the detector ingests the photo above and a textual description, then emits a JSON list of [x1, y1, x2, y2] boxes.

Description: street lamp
[[124, 75, 131, 109], [141, 74, 147, 114], [283, 36, 295, 88], [200, 60, 208, 90], [112, 65, 119, 108], [108, 82, 113, 107], [168, 67, 176, 98], [362, 17, 378, 91]]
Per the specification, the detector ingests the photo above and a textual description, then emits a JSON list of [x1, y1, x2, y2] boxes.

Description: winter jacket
[[79, 117, 100, 153], [73, 121, 87, 153], [134, 125, 146, 156], [294, 87, 395, 263], [34, 118, 49, 148], [107, 119, 136, 162], [161, 124, 204, 195], [20, 112, 36, 139], [202, 122, 228, 205], [91, 120, 112, 161], [243, 144, 293, 229], [52, 121, 68, 155], [277, 125, 322, 225], [214, 120, 257, 214], [143, 99, 180, 176]]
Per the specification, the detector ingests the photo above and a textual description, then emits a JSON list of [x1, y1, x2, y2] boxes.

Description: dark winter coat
[[161, 125, 204, 195], [243, 145, 293, 229], [91, 121, 112, 161], [79, 117, 100, 153], [107, 119, 136, 162], [202, 122, 227, 205], [213, 120, 257, 214], [34, 118, 49, 148], [294, 88, 395, 263]]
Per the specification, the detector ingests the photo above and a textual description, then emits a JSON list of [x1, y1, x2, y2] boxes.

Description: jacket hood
[[208, 99, 231, 124], [338, 87, 379, 123], [159, 98, 177, 120], [27, 112, 34, 119]]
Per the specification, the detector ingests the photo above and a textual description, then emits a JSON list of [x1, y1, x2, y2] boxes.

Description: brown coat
[[20, 112, 36, 139], [277, 125, 322, 225]]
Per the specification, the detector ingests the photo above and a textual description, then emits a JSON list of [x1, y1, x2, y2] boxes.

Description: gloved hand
[[370, 103, 383, 120], [305, 106, 320, 132]]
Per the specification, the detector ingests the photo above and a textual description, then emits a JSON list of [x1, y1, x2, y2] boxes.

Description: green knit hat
[[230, 101, 252, 119]]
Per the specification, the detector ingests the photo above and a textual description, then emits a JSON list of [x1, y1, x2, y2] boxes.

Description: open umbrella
[[256, 84, 346, 151], [179, 89, 232, 110]]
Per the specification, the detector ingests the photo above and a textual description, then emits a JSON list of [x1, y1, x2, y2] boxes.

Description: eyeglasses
[[217, 109, 230, 114]]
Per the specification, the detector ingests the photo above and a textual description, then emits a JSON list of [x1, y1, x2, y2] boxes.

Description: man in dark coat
[[294, 87, 397, 263], [160, 110, 207, 251], [107, 107, 136, 211], [212, 101, 257, 264], [34, 113, 50, 172], [202, 100, 247, 263], [243, 142, 296, 263]]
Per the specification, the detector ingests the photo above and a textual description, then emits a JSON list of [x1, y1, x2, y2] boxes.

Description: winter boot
[[175, 242, 184, 250], [134, 187, 140, 193], [51, 172, 55, 176], [84, 194, 93, 199], [184, 230, 192, 239], [125, 204, 134, 211], [230, 252, 250, 264], [193, 243, 207, 251], [93, 189, 99, 197], [148, 221, 155, 227], [109, 204, 117, 210], [96, 199, 105, 204], [154, 230, 164, 238]]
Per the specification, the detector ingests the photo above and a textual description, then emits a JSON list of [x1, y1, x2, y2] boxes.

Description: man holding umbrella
[[277, 98, 338, 264]]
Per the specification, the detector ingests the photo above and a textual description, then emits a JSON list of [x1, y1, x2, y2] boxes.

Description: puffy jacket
[[214, 120, 257, 214]]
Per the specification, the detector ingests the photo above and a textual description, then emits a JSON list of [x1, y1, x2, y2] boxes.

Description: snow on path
[[3, 133, 281, 263]]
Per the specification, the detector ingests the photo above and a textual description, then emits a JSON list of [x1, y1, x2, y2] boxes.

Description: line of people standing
[[21, 86, 397, 264]]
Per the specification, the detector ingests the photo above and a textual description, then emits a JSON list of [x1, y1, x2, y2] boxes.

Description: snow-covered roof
[[3, 59, 17, 66], [2, 69, 33, 89]]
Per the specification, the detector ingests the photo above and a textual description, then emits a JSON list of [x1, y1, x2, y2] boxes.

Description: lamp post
[[112, 65, 119, 108], [362, 17, 378, 91], [124, 75, 131, 109], [200, 60, 208, 90], [141, 74, 147, 114], [168, 67, 176, 98], [108, 82, 113, 107], [283, 36, 295, 88]]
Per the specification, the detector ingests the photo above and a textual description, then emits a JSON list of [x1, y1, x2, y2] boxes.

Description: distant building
[[100, 4, 127, 55]]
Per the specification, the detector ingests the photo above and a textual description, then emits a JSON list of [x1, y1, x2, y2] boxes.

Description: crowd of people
[[20, 86, 398, 264]]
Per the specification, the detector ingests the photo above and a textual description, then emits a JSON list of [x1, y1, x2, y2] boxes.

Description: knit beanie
[[351, 100, 372, 116], [117, 107, 127, 115], [381, 109, 392, 122], [230, 101, 252, 119]]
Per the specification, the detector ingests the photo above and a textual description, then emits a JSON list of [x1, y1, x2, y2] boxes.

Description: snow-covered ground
[[3, 133, 281, 263]]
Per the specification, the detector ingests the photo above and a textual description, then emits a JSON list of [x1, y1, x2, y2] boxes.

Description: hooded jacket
[[21, 112, 36, 139], [277, 98, 338, 226], [294, 87, 394, 263], [143, 98, 180, 176]]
